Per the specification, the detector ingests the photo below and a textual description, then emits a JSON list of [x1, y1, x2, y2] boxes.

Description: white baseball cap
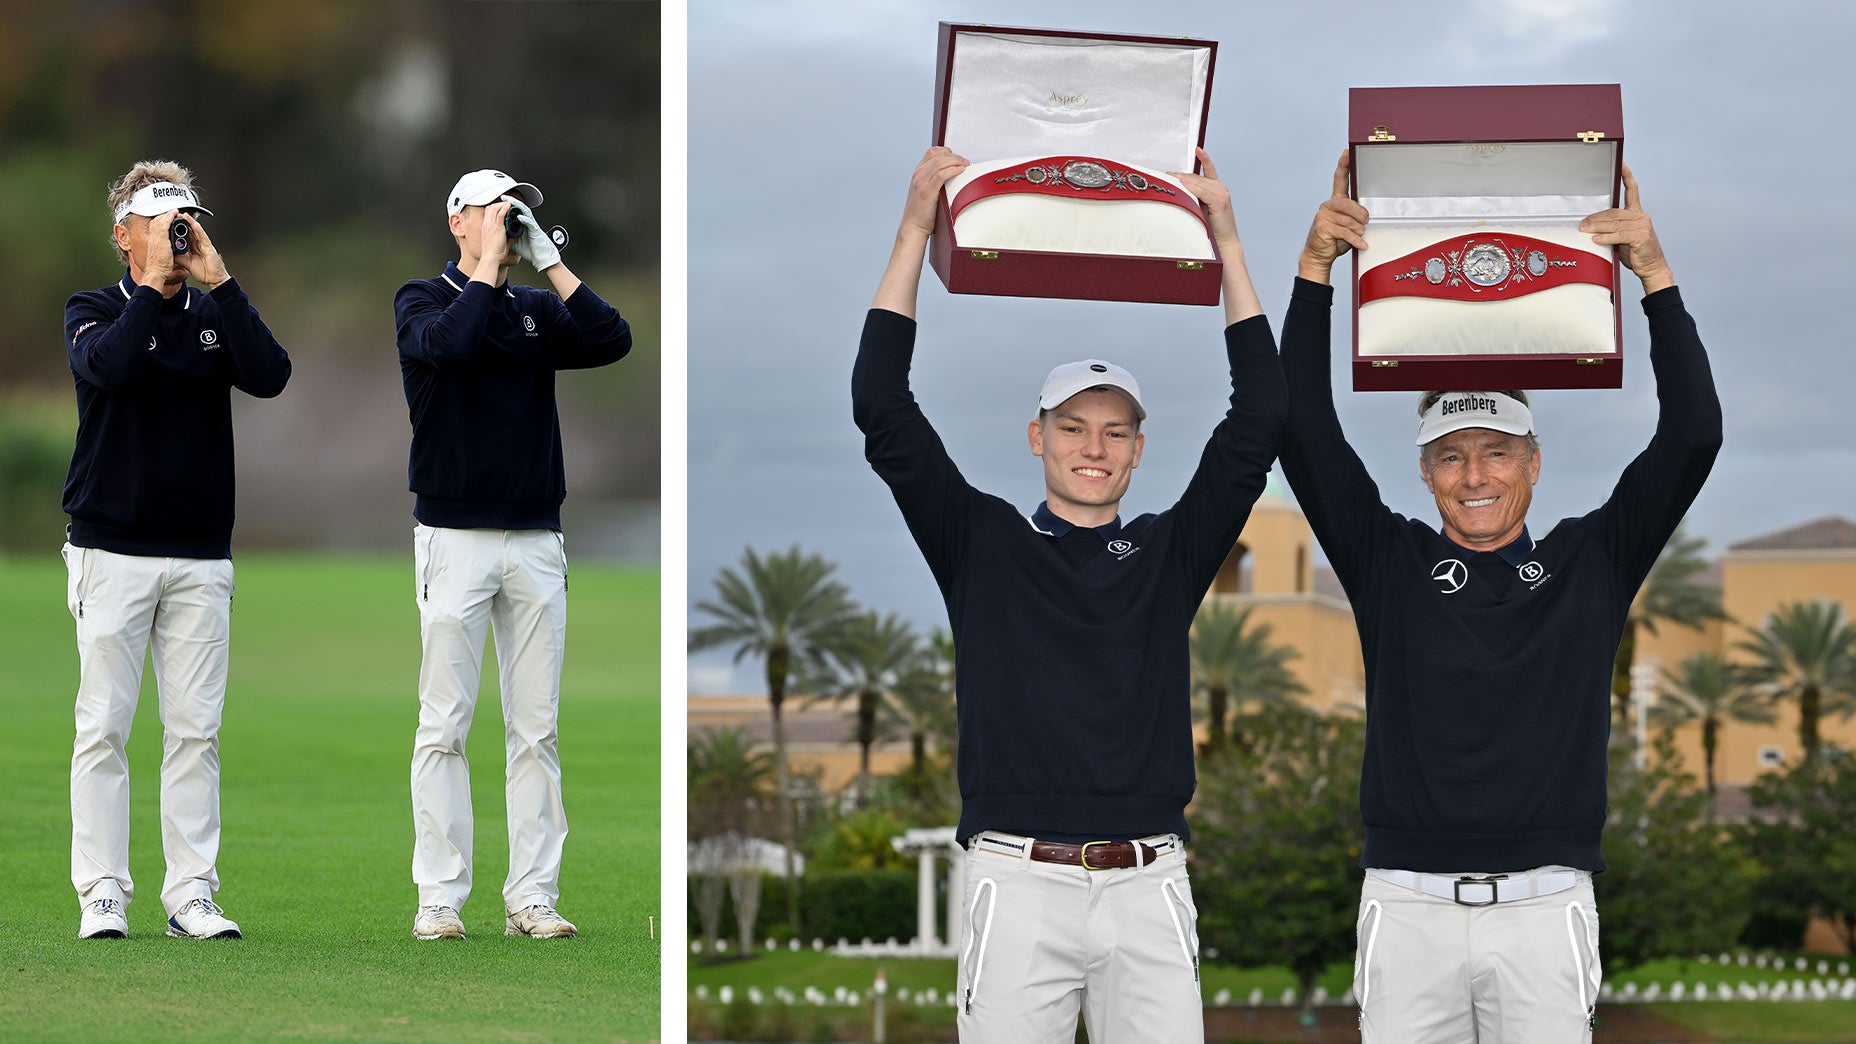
[[1416, 391, 1535, 446], [1039, 359, 1147, 422], [113, 182, 213, 224], [445, 169, 542, 215]]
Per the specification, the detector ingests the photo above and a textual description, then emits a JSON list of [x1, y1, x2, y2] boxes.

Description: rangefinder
[[170, 215, 191, 256]]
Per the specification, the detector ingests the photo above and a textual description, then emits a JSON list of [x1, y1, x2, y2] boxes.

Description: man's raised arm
[[1584, 166, 1722, 583], [1278, 153, 1395, 584], [853, 148, 979, 586]]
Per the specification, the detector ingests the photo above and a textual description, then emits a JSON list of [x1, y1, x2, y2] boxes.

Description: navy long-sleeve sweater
[[394, 262, 632, 530], [1277, 278, 1721, 872], [63, 272, 292, 559], [852, 308, 1288, 844]]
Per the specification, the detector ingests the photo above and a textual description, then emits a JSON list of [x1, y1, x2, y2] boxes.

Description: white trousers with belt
[[1355, 868, 1603, 1043], [66, 544, 234, 916], [956, 832, 1205, 1044], [409, 525, 569, 912]]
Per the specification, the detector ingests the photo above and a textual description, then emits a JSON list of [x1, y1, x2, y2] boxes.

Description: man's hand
[[1298, 152, 1370, 285], [1171, 147, 1240, 250], [480, 200, 513, 261], [139, 211, 178, 289], [899, 146, 969, 242], [1579, 164, 1673, 295], [176, 214, 231, 289], [505, 198, 561, 271]]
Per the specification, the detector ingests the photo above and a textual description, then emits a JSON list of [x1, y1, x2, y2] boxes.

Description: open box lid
[[1350, 84, 1622, 222], [933, 23, 1217, 177]]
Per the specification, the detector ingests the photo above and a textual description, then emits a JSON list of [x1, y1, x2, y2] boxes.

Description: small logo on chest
[[522, 315, 537, 335], [1107, 539, 1140, 560], [200, 329, 219, 349], [1431, 558, 1468, 594], [1519, 560, 1553, 590]]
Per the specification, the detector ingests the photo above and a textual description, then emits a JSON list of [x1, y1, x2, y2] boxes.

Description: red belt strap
[[1358, 231, 1613, 303], [948, 156, 1208, 228]]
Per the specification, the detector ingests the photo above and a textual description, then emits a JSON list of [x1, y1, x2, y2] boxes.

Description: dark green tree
[[1737, 746, 1856, 954], [1191, 708, 1365, 1019], [1613, 525, 1727, 723], [1738, 600, 1856, 762], [1189, 602, 1305, 756], [1594, 734, 1750, 969], [690, 546, 857, 935], [1649, 651, 1774, 801]]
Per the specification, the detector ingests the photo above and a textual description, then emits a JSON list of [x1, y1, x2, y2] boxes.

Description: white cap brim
[[1417, 391, 1534, 445]]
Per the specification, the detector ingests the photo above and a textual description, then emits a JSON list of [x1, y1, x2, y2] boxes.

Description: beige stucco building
[[1635, 516, 1856, 787]]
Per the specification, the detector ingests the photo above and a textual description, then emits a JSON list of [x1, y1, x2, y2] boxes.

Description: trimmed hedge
[[690, 869, 948, 945]]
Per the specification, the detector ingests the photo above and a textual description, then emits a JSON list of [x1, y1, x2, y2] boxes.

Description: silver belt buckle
[[1452, 874, 1506, 907]]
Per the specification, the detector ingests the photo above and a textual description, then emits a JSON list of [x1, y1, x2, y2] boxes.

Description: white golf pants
[[66, 544, 234, 916], [1354, 870, 1603, 1043], [410, 525, 568, 912], [956, 833, 1205, 1044]]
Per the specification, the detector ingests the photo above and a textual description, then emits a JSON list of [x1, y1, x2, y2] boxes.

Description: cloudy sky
[[687, 0, 1852, 693]]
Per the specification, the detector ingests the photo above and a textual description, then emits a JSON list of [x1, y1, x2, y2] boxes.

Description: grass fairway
[[0, 553, 659, 1042]]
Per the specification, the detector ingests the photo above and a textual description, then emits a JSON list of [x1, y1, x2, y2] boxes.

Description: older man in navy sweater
[[64, 159, 291, 941], [394, 169, 631, 942], [1281, 157, 1721, 1041], [854, 147, 1286, 1043]]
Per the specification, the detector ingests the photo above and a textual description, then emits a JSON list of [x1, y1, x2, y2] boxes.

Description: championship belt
[[1358, 231, 1613, 303], [949, 156, 1207, 229]]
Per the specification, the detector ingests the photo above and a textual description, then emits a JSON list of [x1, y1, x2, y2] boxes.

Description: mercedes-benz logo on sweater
[[1431, 559, 1469, 594]]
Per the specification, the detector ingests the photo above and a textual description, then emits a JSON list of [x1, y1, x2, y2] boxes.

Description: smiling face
[[1028, 387, 1145, 528], [1419, 427, 1541, 551]]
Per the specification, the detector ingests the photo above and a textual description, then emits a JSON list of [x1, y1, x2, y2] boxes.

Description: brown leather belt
[[1030, 840, 1165, 870]]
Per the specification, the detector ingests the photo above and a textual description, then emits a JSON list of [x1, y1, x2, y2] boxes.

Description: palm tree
[[1649, 652, 1774, 800], [1738, 600, 1856, 762], [689, 546, 857, 933], [877, 632, 957, 806], [1614, 524, 1728, 722], [1191, 601, 1306, 755], [797, 611, 918, 807]]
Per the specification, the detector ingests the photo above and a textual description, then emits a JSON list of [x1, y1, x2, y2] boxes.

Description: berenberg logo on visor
[[1441, 395, 1499, 417]]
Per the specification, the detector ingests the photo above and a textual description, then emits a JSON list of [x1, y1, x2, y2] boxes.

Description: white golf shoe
[[505, 904, 576, 938], [413, 905, 466, 940], [78, 898, 128, 939], [165, 898, 241, 939]]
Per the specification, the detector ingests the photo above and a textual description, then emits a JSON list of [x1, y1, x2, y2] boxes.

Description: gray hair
[[106, 159, 198, 264]]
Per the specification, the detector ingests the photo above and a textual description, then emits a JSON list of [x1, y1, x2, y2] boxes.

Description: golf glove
[[504, 198, 561, 271]]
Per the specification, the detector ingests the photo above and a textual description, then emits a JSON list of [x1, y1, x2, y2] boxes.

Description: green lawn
[[691, 951, 1856, 1042], [0, 553, 659, 1042]]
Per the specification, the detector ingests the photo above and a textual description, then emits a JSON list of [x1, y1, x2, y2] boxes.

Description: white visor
[[113, 182, 212, 224], [1416, 391, 1534, 446]]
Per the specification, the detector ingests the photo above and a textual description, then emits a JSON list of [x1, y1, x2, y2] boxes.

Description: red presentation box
[[929, 22, 1222, 306], [1348, 84, 1624, 391]]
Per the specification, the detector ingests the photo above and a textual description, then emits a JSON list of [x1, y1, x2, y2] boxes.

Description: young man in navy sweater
[[395, 169, 631, 941], [1281, 157, 1721, 1041], [65, 160, 292, 941], [853, 146, 1286, 1043]]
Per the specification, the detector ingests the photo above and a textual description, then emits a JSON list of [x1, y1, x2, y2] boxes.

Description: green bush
[[690, 869, 930, 948], [0, 396, 75, 555]]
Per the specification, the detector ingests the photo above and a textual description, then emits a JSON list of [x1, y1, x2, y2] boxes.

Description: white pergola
[[889, 826, 963, 956]]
